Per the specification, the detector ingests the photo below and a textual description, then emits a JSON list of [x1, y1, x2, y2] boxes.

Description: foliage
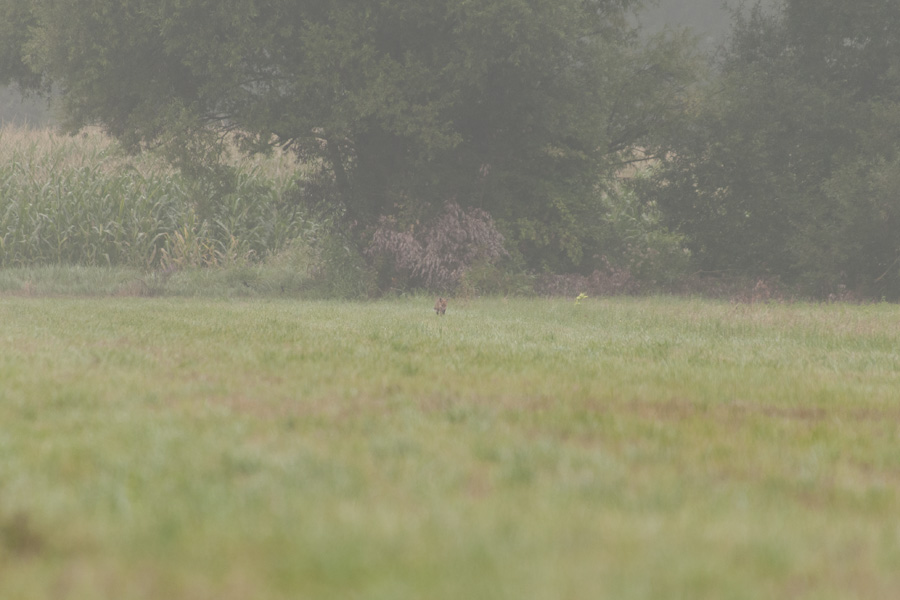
[[0, 125, 306, 269], [646, 0, 900, 299], [455, 259, 535, 297], [0, 0, 698, 275], [533, 259, 640, 297], [596, 179, 691, 285], [0, 126, 686, 298], [367, 201, 507, 292], [0, 0, 40, 90]]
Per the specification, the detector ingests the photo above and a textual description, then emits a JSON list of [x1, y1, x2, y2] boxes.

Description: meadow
[[2, 294, 899, 599]]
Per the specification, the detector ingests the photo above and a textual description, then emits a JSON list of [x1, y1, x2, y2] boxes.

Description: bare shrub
[[534, 257, 640, 297], [667, 274, 794, 303], [367, 201, 507, 291]]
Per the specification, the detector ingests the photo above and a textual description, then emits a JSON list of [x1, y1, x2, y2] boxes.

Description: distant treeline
[[1, 0, 899, 300]]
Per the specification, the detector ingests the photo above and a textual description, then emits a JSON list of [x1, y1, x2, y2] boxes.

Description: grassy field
[[1, 295, 899, 599]]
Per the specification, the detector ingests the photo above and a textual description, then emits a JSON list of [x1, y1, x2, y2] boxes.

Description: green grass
[[1, 295, 899, 599]]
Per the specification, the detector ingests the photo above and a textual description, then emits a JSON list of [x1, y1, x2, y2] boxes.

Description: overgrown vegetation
[[0, 0, 698, 283], [2, 1, 900, 300], [646, 0, 900, 299], [367, 201, 508, 292], [0, 126, 307, 269], [0, 125, 694, 298]]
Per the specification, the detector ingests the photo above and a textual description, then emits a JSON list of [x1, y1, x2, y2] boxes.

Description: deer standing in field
[[434, 297, 447, 315]]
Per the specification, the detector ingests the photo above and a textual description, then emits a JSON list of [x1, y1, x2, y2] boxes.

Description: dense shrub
[[647, 0, 900, 299], [533, 259, 640, 297]]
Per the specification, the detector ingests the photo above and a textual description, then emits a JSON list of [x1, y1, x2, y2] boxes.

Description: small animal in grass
[[434, 297, 448, 315]]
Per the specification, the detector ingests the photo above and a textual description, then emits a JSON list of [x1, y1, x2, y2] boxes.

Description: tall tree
[[0, 0, 696, 274], [647, 0, 900, 297]]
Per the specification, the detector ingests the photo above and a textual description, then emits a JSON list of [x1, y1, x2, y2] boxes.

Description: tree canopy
[[647, 0, 900, 298], [0, 0, 696, 277]]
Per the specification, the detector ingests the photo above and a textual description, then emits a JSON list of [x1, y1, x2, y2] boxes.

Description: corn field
[[0, 125, 309, 269]]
